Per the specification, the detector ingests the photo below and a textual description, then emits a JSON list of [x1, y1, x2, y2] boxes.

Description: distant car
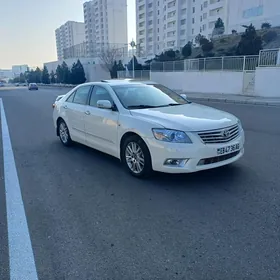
[[0, 82, 4, 87], [28, 83, 38, 90]]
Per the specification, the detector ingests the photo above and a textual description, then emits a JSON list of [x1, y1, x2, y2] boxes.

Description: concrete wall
[[255, 67, 280, 97], [151, 71, 244, 95]]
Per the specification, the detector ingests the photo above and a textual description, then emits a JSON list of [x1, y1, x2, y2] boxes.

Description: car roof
[[100, 79, 158, 85], [72, 80, 159, 88]]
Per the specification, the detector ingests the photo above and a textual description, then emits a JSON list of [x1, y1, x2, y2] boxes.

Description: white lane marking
[[0, 98, 38, 280]]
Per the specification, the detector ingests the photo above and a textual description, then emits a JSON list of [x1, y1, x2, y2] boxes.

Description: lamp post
[[130, 40, 136, 79]]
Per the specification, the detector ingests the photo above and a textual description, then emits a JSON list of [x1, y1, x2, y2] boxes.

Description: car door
[[84, 85, 119, 157], [62, 85, 92, 145]]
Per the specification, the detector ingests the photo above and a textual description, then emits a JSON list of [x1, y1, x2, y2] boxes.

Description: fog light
[[164, 158, 188, 167]]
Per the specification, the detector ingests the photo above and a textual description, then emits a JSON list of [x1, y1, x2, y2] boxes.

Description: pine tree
[[182, 42, 192, 58], [71, 60, 86, 85], [237, 24, 262, 55], [41, 66, 50, 84], [50, 71, 56, 83]]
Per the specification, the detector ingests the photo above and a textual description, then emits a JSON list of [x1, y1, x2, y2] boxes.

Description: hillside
[[189, 26, 280, 58]]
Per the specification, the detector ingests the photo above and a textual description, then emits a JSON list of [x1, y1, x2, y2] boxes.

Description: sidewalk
[[182, 92, 280, 107]]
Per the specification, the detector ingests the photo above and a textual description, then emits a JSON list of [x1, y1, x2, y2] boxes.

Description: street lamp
[[130, 40, 136, 79]]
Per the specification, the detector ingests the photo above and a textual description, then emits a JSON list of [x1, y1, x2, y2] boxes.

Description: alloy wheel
[[125, 142, 145, 174]]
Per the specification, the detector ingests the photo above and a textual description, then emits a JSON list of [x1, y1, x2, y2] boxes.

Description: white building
[[136, 0, 280, 57], [136, 0, 228, 56], [55, 21, 86, 60], [83, 0, 128, 57], [227, 0, 280, 33], [0, 69, 13, 80], [12, 65, 29, 77]]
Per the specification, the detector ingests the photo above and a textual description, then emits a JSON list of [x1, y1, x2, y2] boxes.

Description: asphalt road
[[0, 87, 280, 280]]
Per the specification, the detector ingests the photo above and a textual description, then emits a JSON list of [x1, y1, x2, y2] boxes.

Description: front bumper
[[145, 130, 245, 174]]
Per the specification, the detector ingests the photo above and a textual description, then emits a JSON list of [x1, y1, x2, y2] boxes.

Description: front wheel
[[121, 135, 153, 178], [58, 120, 72, 146]]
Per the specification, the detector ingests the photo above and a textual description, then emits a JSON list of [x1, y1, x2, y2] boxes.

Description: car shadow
[[52, 141, 245, 192]]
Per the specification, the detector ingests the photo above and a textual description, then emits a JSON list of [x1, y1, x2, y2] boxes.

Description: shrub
[[262, 30, 277, 43], [202, 40, 214, 53], [261, 22, 271, 29]]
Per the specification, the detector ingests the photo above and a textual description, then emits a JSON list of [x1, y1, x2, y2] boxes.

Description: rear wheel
[[58, 119, 72, 146], [121, 135, 153, 178]]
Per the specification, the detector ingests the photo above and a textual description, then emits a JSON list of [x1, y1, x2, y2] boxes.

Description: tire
[[58, 119, 72, 146], [121, 135, 153, 178]]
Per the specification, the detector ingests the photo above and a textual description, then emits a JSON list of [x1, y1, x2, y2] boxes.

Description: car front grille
[[197, 151, 240, 166], [198, 124, 239, 144]]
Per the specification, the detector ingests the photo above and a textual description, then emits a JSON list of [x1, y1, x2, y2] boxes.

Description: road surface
[[0, 87, 279, 280]]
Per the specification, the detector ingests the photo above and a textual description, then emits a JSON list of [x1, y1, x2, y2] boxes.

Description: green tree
[[201, 39, 214, 53], [19, 73, 26, 83], [61, 61, 71, 84], [213, 18, 225, 36], [261, 22, 271, 29], [111, 61, 118, 79], [182, 41, 192, 58], [56, 65, 63, 83], [50, 70, 56, 83], [41, 66, 50, 84], [34, 67, 42, 83], [195, 34, 205, 45], [71, 59, 86, 85], [117, 60, 125, 71], [127, 56, 143, 70], [237, 24, 262, 55]]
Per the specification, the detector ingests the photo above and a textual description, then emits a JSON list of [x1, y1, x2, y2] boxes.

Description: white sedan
[[53, 81, 244, 178]]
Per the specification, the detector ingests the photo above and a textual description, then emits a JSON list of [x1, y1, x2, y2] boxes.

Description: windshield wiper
[[127, 105, 161, 109]]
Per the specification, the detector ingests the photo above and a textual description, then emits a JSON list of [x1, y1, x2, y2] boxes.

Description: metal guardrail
[[150, 55, 260, 72], [259, 48, 280, 67], [117, 70, 150, 80]]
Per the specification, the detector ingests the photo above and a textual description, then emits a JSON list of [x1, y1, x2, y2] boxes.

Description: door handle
[[63, 105, 68, 109], [85, 111, 90, 115]]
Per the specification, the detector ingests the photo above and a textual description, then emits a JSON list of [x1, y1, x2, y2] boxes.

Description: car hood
[[130, 103, 238, 131]]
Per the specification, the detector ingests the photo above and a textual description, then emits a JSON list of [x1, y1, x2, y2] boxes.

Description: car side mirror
[[97, 100, 113, 109], [180, 94, 187, 100]]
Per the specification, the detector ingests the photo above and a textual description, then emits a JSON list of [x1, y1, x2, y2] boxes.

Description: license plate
[[217, 143, 240, 155]]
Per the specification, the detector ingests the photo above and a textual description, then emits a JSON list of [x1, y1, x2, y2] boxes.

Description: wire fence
[[150, 55, 260, 72], [117, 70, 150, 80]]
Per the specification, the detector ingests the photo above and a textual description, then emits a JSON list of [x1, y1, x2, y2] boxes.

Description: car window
[[89, 86, 113, 107], [112, 84, 189, 109], [72, 85, 91, 105], [66, 92, 75, 103]]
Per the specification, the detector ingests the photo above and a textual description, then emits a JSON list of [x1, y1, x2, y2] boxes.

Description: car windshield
[[112, 84, 190, 109]]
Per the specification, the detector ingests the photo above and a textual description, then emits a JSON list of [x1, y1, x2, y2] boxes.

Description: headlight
[[152, 129, 192, 143], [237, 119, 243, 131]]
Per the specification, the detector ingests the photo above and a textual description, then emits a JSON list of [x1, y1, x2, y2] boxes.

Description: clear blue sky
[[0, 0, 136, 69]]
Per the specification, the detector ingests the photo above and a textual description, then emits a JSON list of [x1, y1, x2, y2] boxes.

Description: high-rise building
[[136, 0, 228, 57], [83, 0, 128, 57], [55, 21, 86, 60], [137, 0, 280, 57], [12, 65, 29, 77]]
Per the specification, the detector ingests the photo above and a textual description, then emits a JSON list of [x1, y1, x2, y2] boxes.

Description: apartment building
[[12, 65, 29, 77], [83, 0, 128, 57], [227, 0, 280, 33], [136, 0, 227, 56], [55, 21, 86, 60]]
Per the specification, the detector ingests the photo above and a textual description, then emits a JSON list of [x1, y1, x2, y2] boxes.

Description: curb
[[188, 97, 280, 107]]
